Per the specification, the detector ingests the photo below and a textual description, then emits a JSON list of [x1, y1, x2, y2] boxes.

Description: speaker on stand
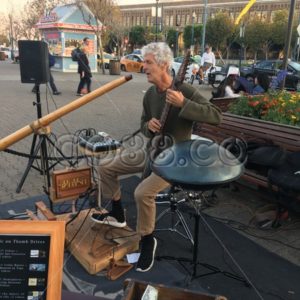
[[19, 40, 50, 84], [16, 40, 70, 199]]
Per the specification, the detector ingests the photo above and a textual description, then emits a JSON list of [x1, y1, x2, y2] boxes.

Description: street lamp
[[280, 0, 296, 89], [175, 25, 180, 57], [155, 0, 159, 42], [191, 11, 196, 55], [201, 0, 208, 55], [239, 23, 245, 69]]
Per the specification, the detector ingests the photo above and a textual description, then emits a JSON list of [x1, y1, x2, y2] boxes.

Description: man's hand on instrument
[[166, 89, 184, 108], [148, 118, 161, 133]]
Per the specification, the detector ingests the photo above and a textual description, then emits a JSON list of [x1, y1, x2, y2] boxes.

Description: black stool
[[152, 139, 250, 285], [155, 135, 214, 245]]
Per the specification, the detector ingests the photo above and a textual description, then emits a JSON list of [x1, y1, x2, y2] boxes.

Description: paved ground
[[0, 60, 299, 271]]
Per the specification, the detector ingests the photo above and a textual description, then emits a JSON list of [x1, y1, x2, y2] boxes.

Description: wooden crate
[[122, 279, 227, 300], [61, 209, 140, 275]]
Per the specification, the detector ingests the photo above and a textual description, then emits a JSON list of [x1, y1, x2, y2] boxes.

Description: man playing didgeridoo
[[91, 42, 222, 272]]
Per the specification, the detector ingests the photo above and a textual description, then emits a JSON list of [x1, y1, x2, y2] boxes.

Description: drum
[[152, 139, 244, 190]]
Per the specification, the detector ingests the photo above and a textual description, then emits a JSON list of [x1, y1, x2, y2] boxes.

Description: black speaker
[[18, 40, 50, 84]]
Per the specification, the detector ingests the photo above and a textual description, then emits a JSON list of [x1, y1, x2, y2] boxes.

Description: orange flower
[[248, 101, 260, 107]]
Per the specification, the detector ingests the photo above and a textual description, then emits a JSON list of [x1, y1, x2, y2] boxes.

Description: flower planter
[[222, 91, 300, 127]]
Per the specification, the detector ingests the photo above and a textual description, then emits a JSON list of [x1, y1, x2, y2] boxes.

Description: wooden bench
[[193, 113, 300, 190], [210, 96, 240, 112]]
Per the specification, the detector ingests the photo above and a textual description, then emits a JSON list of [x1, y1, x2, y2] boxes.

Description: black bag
[[71, 47, 81, 62], [268, 152, 300, 212], [246, 141, 286, 169], [49, 53, 55, 67], [268, 152, 300, 193]]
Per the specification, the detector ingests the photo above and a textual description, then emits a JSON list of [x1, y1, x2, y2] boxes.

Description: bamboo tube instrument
[[0, 75, 132, 151]]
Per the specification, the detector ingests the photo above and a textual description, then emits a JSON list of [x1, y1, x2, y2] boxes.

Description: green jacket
[[141, 83, 222, 144]]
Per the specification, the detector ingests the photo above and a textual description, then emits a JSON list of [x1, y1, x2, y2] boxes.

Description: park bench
[[210, 96, 240, 112], [193, 112, 300, 191]]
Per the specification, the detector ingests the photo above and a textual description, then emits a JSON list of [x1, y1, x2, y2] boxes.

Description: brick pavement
[[0, 60, 299, 268]]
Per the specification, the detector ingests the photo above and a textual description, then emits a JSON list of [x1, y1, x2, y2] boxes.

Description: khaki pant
[[98, 147, 170, 236], [198, 62, 213, 80]]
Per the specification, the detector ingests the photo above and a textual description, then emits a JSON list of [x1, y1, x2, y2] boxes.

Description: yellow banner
[[235, 0, 256, 25]]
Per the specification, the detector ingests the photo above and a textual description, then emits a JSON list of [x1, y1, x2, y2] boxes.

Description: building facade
[[119, 0, 300, 29]]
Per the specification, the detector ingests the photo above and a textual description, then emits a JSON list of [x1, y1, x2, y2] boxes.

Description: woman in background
[[252, 73, 270, 94], [215, 75, 240, 98]]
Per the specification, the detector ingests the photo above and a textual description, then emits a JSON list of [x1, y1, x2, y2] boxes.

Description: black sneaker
[[90, 211, 126, 228], [136, 236, 157, 272], [53, 91, 61, 95]]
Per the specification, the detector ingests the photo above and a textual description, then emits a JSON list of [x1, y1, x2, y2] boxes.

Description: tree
[[20, 0, 65, 40], [270, 9, 298, 58], [194, 25, 203, 54], [244, 19, 272, 60], [107, 8, 128, 57], [270, 10, 288, 49], [183, 25, 192, 49], [205, 12, 235, 53], [0, 34, 9, 46], [182, 24, 202, 53], [77, 0, 120, 74], [129, 26, 146, 49], [165, 28, 177, 55]]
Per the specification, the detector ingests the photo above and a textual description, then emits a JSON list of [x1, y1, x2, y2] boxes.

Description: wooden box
[[122, 279, 227, 300], [61, 209, 139, 275], [51, 167, 92, 202]]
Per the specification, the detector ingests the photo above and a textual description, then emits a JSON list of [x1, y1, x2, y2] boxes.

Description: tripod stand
[[155, 188, 194, 245], [156, 189, 249, 285], [16, 84, 69, 193]]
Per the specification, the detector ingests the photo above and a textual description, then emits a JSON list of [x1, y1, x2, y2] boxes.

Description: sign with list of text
[[0, 234, 51, 300]]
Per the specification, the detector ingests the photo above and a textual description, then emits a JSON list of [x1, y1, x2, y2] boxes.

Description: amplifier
[[79, 132, 121, 153]]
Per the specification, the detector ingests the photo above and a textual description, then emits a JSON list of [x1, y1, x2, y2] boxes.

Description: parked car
[[171, 56, 200, 83], [132, 49, 142, 55], [120, 54, 144, 73], [97, 52, 115, 69], [207, 64, 240, 88], [240, 60, 300, 91], [0, 47, 11, 59]]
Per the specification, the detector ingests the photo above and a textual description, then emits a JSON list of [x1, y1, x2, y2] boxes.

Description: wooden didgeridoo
[[0, 75, 132, 151]]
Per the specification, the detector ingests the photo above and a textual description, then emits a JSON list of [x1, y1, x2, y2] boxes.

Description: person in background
[[32, 52, 61, 95], [252, 73, 270, 95], [221, 75, 240, 98], [235, 73, 270, 95], [90, 42, 222, 272], [83, 37, 90, 48], [76, 42, 92, 96], [198, 45, 216, 84]]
